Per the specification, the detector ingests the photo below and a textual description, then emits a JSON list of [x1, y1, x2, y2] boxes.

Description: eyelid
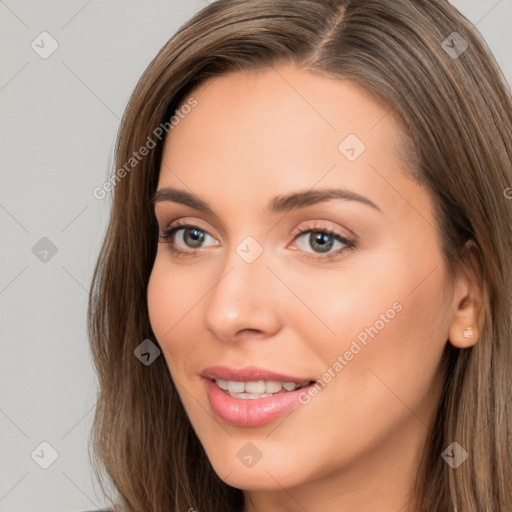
[[158, 217, 218, 240], [159, 215, 208, 230], [155, 206, 230, 237], [158, 218, 219, 244], [290, 220, 355, 240]]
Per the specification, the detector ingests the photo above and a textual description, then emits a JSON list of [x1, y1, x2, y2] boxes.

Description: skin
[[147, 62, 482, 512]]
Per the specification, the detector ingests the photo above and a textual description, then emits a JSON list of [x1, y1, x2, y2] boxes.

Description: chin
[[220, 467, 301, 491], [206, 448, 311, 491]]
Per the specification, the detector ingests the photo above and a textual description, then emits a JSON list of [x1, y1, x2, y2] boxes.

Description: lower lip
[[204, 378, 313, 427]]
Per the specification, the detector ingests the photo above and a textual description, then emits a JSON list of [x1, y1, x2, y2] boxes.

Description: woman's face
[[147, 63, 456, 499]]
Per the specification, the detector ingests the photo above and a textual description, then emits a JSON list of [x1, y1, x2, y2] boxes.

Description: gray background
[[1, 1, 511, 511]]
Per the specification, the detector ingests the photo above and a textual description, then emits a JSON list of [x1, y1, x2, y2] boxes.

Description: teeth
[[215, 378, 229, 391], [227, 381, 245, 393], [214, 379, 310, 398], [244, 381, 266, 393], [232, 392, 273, 399], [264, 381, 282, 393]]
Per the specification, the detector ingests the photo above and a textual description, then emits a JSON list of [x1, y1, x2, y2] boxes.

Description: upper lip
[[201, 365, 315, 384]]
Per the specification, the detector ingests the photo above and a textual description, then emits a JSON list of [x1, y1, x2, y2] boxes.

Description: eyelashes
[[289, 224, 356, 261], [158, 219, 357, 262]]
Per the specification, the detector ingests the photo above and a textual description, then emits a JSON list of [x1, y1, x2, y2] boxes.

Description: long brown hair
[[87, 1, 512, 510]]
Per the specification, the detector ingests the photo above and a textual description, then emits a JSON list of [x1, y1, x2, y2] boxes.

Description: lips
[[200, 365, 315, 383], [204, 378, 316, 426], [200, 365, 318, 427]]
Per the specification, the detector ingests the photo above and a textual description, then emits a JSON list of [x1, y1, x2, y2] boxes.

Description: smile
[[214, 378, 312, 399]]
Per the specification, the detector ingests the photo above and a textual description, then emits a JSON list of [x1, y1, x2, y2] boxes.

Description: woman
[[87, 0, 512, 511]]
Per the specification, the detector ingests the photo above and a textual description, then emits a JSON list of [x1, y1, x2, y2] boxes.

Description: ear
[[448, 239, 485, 349]]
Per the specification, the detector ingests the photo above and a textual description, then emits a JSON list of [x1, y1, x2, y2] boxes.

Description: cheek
[[147, 261, 192, 360], [280, 247, 450, 423], [147, 256, 217, 381], [147, 265, 171, 342], [145, 244, 451, 490]]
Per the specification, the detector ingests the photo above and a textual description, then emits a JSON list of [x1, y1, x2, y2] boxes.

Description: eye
[[158, 219, 219, 257], [158, 219, 357, 261], [290, 222, 356, 261]]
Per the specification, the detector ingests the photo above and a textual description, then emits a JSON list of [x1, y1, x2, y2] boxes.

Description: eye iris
[[184, 228, 205, 248], [309, 232, 334, 253]]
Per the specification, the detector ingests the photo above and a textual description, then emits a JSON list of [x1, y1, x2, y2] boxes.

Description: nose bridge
[[203, 234, 281, 341]]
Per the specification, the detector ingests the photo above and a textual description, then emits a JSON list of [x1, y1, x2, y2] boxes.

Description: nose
[[203, 243, 282, 343]]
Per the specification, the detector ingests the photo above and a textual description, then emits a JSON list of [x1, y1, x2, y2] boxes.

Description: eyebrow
[[151, 186, 381, 213]]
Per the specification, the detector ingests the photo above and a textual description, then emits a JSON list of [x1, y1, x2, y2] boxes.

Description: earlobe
[[447, 240, 484, 349], [463, 326, 473, 341], [449, 324, 478, 349]]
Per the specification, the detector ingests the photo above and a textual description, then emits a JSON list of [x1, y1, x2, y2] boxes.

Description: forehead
[[157, 63, 430, 225], [162, 63, 404, 169], [169, 64, 396, 143]]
